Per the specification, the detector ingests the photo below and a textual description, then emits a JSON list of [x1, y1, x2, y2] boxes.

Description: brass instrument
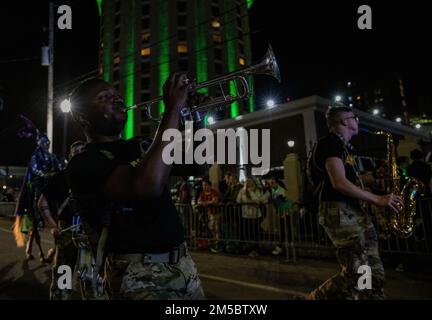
[[376, 131, 425, 238], [124, 45, 281, 121]]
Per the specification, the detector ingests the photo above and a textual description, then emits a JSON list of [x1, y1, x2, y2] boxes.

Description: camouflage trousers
[[307, 201, 385, 300], [104, 245, 205, 300], [50, 231, 78, 300]]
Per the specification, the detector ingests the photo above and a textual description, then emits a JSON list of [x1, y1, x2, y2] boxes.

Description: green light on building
[[225, 0, 239, 118], [246, 0, 254, 9], [96, 0, 102, 16], [123, 0, 135, 139], [158, 1, 170, 115], [195, 1, 208, 95], [101, 0, 111, 83]]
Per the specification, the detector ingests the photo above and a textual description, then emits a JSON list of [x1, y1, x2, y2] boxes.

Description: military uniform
[[307, 132, 385, 300], [67, 138, 205, 300]]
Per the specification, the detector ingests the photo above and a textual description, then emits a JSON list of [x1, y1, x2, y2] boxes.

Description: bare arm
[[37, 195, 58, 229], [325, 157, 402, 212]]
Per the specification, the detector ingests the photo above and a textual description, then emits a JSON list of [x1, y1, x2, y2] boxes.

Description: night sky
[[1, 0, 431, 165]]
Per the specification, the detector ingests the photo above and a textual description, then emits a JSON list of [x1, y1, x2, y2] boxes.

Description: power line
[[0, 56, 38, 64]]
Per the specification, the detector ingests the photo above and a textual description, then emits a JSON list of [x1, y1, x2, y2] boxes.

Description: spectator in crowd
[[177, 176, 192, 232], [407, 149, 432, 196], [236, 177, 265, 257], [198, 179, 221, 252], [269, 177, 293, 255], [397, 156, 410, 189], [222, 174, 243, 204], [219, 172, 232, 196]]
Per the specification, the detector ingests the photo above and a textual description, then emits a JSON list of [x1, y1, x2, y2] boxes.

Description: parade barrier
[[176, 199, 432, 262], [0, 202, 16, 218]]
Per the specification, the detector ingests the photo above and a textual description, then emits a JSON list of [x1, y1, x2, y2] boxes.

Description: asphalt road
[[1, 217, 431, 300]]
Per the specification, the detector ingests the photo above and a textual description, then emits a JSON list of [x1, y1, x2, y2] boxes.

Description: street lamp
[[266, 99, 275, 108], [372, 109, 380, 116], [60, 99, 71, 158], [207, 116, 215, 125], [415, 124, 421, 129], [395, 117, 402, 123], [335, 95, 342, 102], [287, 140, 295, 153]]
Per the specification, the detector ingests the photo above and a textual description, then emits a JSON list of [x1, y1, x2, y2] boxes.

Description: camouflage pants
[[104, 246, 205, 300], [50, 231, 78, 300], [307, 201, 385, 300]]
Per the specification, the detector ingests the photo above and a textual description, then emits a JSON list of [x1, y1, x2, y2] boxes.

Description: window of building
[[211, 19, 220, 29], [141, 32, 150, 42], [114, 55, 120, 65], [142, 4, 150, 16], [142, 18, 150, 29], [141, 47, 151, 57], [239, 57, 245, 66], [237, 28, 243, 39], [141, 77, 150, 88], [114, 14, 120, 26], [212, 33, 222, 43], [177, 1, 187, 13], [237, 17, 242, 27], [178, 58, 188, 71], [114, 27, 120, 39], [178, 15, 187, 27], [214, 47, 222, 60], [141, 61, 150, 73], [215, 62, 223, 74], [211, 5, 220, 17], [115, 1, 121, 13], [113, 82, 120, 91], [141, 92, 151, 102], [178, 29, 187, 41], [114, 41, 120, 53], [113, 69, 119, 81], [239, 42, 244, 55], [177, 44, 188, 54]]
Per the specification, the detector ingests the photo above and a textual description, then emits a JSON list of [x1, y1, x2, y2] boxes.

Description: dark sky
[[1, 0, 431, 165]]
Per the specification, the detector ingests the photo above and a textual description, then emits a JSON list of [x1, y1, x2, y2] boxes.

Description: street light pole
[[47, 2, 54, 153], [60, 99, 71, 158]]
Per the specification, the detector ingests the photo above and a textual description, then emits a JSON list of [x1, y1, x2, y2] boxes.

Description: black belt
[[112, 242, 188, 265]]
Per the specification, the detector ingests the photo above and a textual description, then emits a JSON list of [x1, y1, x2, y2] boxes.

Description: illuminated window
[[239, 57, 245, 66], [356, 96, 361, 100], [177, 44, 188, 53], [211, 19, 220, 28], [141, 47, 151, 57], [114, 55, 120, 65], [212, 33, 222, 43]]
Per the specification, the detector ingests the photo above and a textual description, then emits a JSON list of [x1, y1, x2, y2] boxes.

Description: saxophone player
[[306, 105, 402, 300]]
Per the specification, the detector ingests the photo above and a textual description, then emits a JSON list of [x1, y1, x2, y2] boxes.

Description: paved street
[[1, 217, 431, 300]]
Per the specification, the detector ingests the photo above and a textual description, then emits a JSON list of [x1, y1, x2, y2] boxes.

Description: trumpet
[[124, 45, 281, 121]]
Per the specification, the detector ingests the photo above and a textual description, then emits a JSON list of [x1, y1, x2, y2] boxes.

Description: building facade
[[97, 0, 255, 138]]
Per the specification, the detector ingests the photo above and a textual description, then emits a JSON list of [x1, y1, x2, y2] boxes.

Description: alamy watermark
[[161, 121, 271, 175]]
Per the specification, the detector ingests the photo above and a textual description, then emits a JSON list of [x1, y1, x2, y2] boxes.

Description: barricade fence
[[176, 199, 432, 262]]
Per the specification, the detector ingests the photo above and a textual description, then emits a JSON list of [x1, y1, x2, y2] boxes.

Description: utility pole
[[47, 2, 54, 153]]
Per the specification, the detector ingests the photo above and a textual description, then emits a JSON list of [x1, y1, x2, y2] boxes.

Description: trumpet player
[[306, 105, 403, 300], [67, 74, 205, 300]]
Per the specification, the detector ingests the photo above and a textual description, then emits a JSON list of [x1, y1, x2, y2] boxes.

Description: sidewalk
[[191, 251, 432, 300]]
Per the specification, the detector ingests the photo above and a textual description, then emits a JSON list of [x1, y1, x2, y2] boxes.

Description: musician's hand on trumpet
[[162, 72, 190, 113]]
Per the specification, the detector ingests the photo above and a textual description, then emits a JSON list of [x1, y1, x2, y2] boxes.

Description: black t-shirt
[[314, 133, 358, 202], [66, 138, 184, 254], [40, 171, 73, 223]]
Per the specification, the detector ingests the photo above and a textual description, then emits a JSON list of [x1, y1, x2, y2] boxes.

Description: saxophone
[[375, 131, 425, 238]]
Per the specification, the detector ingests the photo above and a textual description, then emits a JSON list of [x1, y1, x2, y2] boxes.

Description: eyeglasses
[[343, 116, 359, 122]]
